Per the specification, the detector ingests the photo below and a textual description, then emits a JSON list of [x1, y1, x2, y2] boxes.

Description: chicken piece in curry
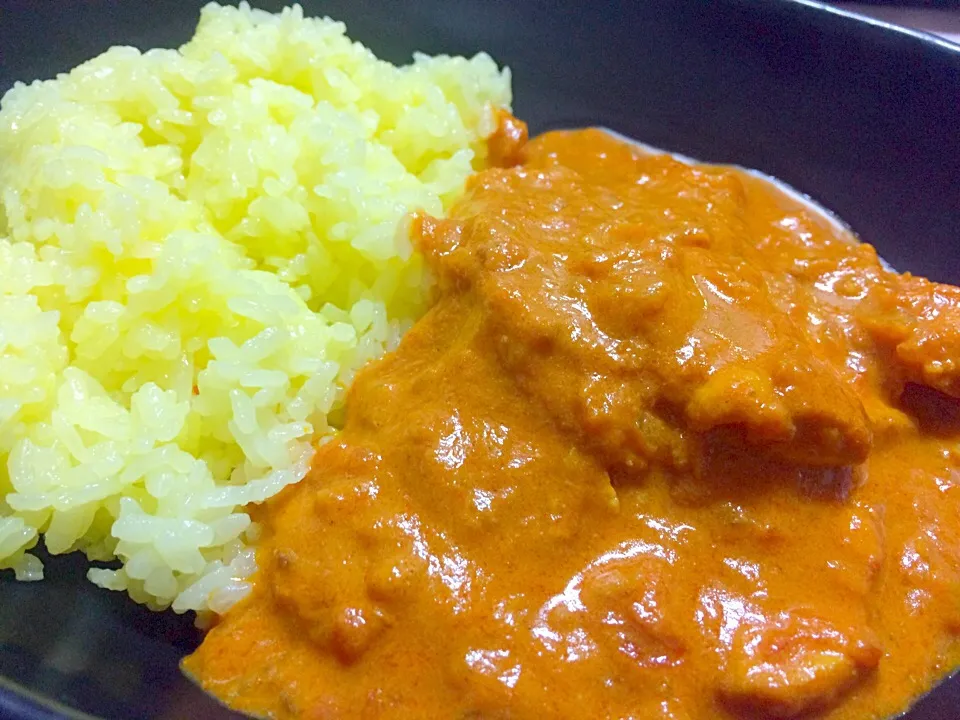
[[185, 125, 960, 720]]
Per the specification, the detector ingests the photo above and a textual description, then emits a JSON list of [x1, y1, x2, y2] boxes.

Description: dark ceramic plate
[[1, 1, 959, 718]]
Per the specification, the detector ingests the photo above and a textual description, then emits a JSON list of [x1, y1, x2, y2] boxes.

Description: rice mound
[[0, 2, 510, 613]]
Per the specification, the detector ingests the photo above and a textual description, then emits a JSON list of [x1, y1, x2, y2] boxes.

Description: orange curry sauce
[[186, 126, 960, 719]]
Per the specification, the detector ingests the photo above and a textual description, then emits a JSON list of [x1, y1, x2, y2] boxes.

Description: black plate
[[1, 1, 958, 718]]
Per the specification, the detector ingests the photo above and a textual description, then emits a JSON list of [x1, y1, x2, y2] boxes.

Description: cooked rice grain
[[0, 2, 510, 613]]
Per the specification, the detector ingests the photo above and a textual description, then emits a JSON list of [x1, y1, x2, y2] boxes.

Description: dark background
[[852, 1, 960, 6], [0, 1, 959, 718]]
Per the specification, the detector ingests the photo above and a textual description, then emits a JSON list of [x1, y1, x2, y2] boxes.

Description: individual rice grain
[[0, 2, 511, 613]]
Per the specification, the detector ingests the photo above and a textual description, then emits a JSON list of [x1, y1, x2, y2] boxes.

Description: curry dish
[[186, 124, 960, 719]]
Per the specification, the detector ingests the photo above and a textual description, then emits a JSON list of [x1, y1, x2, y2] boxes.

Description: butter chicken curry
[[186, 125, 960, 719]]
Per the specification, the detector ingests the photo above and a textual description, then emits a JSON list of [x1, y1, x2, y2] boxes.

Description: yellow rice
[[0, 2, 510, 613]]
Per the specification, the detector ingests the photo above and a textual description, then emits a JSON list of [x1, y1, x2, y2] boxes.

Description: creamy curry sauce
[[186, 126, 960, 720]]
